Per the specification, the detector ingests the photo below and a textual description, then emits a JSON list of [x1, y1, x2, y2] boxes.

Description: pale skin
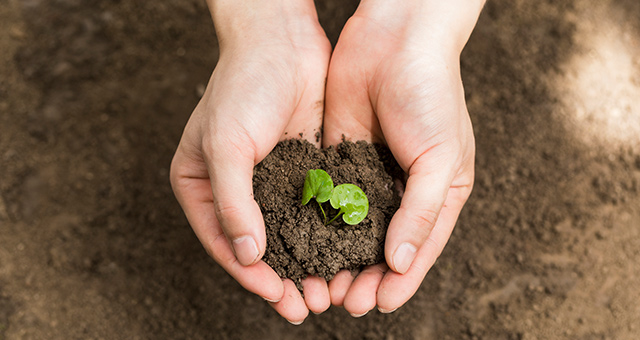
[[170, 0, 485, 324]]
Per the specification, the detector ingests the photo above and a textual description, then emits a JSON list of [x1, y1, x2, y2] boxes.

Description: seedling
[[301, 169, 334, 223], [328, 184, 369, 225], [301, 169, 369, 225]]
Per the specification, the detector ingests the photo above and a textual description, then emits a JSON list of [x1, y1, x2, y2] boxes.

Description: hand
[[322, 0, 484, 316], [170, 0, 331, 324]]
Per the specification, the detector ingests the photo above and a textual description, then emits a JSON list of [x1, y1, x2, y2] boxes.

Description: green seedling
[[328, 184, 369, 225], [301, 169, 369, 225], [301, 169, 334, 223]]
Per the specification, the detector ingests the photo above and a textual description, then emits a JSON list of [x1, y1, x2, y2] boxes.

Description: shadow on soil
[[6, 0, 639, 338]]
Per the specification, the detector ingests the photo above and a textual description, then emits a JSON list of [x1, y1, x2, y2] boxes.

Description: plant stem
[[317, 200, 327, 225], [326, 211, 343, 225]]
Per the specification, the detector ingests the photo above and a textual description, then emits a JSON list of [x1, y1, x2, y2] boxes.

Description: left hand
[[170, 0, 333, 324], [322, 0, 484, 316]]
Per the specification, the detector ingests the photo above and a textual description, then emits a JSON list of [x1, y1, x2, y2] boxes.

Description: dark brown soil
[[253, 139, 401, 287], [1, 0, 640, 339]]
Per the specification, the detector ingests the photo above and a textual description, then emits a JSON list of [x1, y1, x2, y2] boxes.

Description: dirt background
[[1, 0, 639, 339]]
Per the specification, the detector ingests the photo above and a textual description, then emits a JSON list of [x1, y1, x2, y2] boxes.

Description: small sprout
[[301, 169, 334, 224], [328, 184, 369, 225], [301, 169, 369, 226], [301, 169, 334, 205]]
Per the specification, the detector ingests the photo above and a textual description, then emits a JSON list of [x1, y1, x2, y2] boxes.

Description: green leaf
[[301, 169, 334, 205], [329, 183, 369, 225]]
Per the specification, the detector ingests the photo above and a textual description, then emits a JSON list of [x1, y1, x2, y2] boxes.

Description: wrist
[[356, 0, 485, 56], [207, 0, 324, 52]]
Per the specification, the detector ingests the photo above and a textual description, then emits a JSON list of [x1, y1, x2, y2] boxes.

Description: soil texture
[[1, 0, 640, 339], [254, 139, 401, 287]]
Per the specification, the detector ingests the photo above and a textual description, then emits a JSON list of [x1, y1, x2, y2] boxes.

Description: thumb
[[385, 155, 453, 274], [205, 138, 266, 267]]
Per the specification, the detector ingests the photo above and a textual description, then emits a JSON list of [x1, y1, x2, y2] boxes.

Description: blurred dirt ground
[[1, 0, 639, 339]]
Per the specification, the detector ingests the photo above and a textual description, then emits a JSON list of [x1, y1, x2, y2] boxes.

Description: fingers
[[171, 150, 285, 302], [202, 137, 267, 267], [328, 270, 355, 306], [302, 276, 331, 314], [343, 263, 387, 317], [377, 189, 467, 312], [269, 279, 309, 325], [209, 237, 286, 303], [384, 155, 454, 274], [332, 187, 466, 316]]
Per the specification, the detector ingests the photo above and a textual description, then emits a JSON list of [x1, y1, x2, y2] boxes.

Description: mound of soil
[[253, 139, 403, 287], [3, 0, 640, 338]]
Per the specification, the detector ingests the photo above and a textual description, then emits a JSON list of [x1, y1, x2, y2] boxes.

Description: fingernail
[[288, 319, 304, 326], [393, 242, 417, 274], [378, 307, 398, 314], [350, 311, 369, 318], [232, 235, 259, 266], [263, 296, 280, 303]]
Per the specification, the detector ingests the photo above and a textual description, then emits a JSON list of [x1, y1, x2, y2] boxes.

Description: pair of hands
[[171, 0, 483, 324]]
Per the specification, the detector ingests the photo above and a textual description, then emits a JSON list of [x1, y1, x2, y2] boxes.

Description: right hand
[[170, 0, 332, 324], [321, 0, 483, 316]]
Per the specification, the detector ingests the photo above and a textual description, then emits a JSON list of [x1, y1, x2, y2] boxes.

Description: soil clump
[[253, 139, 402, 287]]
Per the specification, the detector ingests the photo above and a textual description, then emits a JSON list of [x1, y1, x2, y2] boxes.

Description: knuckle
[[169, 161, 182, 190], [200, 133, 216, 161], [169, 170, 178, 191], [202, 241, 216, 259], [410, 206, 439, 231], [214, 201, 242, 226], [395, 205, 439, 244], [424, 237, 443, 257], [204, 232, 237, 266]]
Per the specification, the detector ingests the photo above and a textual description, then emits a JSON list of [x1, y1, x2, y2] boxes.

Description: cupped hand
[[323, 0, 484, 316], [170, 0, 332, 324]]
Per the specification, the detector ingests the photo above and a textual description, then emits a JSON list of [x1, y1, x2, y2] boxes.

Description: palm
[[206, 41, 330, 155], [322, 16, 392, 146], [323, 15, 475, 314], [171, 28, 331, 323]]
